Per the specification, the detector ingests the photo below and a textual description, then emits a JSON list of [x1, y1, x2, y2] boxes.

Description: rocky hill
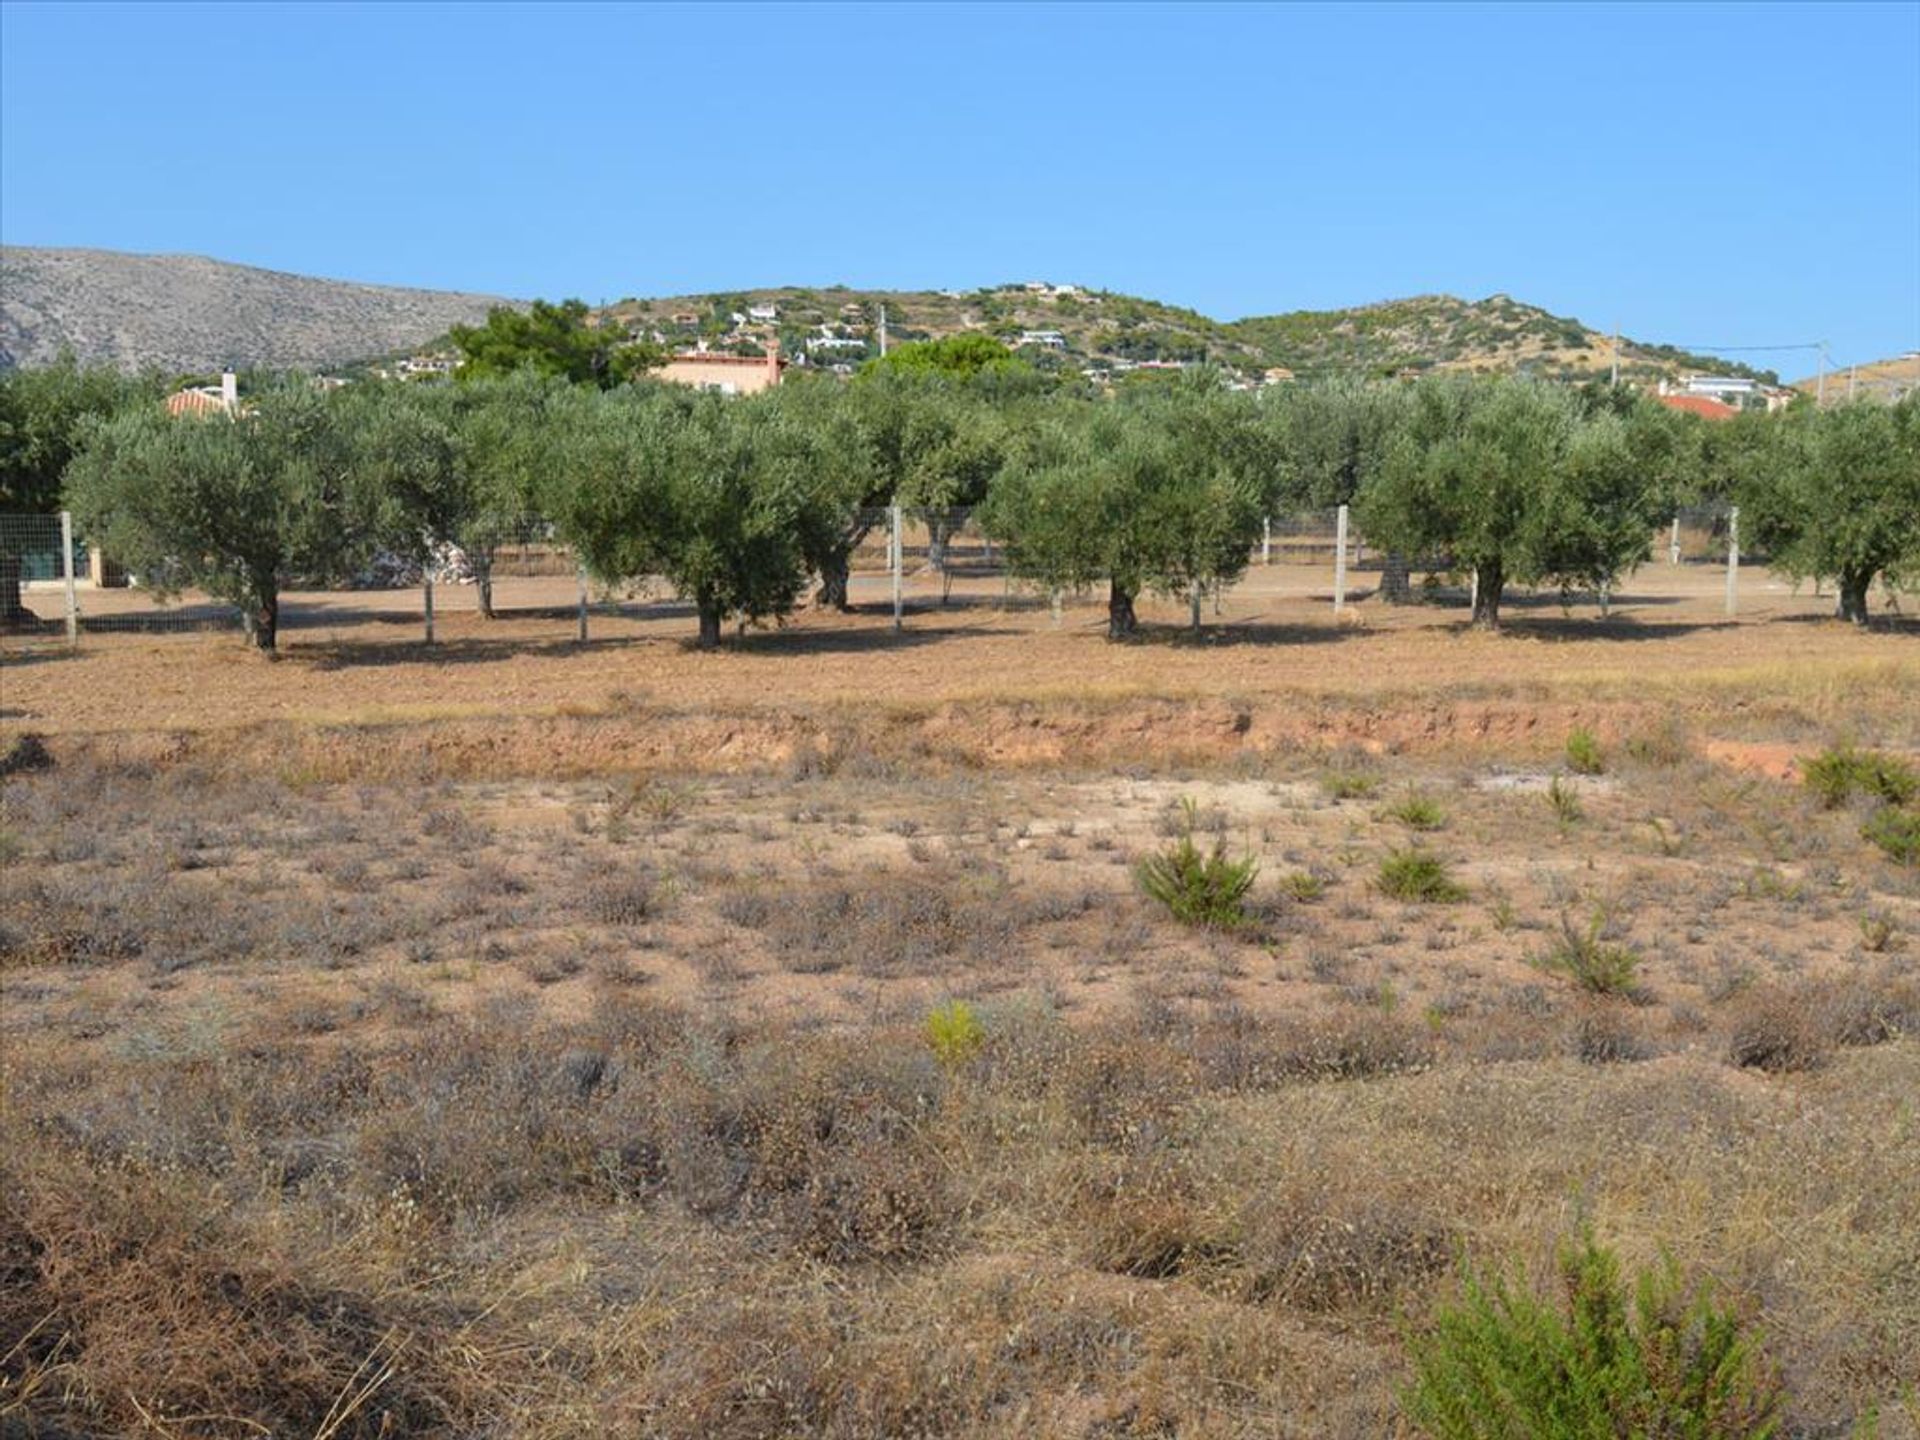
[[0, 246, 513, 374], [0, 245, 1782, 387], [600, 283, 1779, 385]]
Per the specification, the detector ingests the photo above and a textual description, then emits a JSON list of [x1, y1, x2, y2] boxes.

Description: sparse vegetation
[[1137, 798, 1259, 929], [1565, 726, 1605, 775], [1323, 768, 1380, 800], [3, 536, 1917, 1438], [1387, 791, 1447, 830], [1802, 744, 1918, 809], [1377, 847, 1468, 903], [1547, 775, 1584, 823], [1863, 804, 1920, 867], [924, 998, 985, 1066], [1534, 907, 1640, 996]]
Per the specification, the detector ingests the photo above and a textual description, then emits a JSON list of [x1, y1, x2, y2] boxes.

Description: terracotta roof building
[[1656, 393, 1740, 421]]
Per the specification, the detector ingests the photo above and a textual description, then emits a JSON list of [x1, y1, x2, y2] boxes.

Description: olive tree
[[1740, 396, 1920, 624], [983, 382, 1267, 638], [550, 386, 831, 648], [65, 382, 366, 649], [0, 355, 163, 624], [1357, 375, 1664, 630], [1273, 378, 1415, 600], [347, 374, 562, 617]]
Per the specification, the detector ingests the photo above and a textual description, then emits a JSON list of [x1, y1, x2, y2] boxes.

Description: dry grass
[[3, 600, 1919, 1436]]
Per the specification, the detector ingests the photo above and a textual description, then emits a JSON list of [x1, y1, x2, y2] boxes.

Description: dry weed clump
[[1, 1144, 484, 1439], [1725, 986, 1832, 1074]]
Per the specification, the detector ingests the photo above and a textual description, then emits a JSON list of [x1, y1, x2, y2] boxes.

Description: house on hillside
[[657, 342, 786, 395], [1015, 330, 1067, 350], [165, 371, 237, 417], [746, 303, 779, 324], [1656, 392, 1740, 421]]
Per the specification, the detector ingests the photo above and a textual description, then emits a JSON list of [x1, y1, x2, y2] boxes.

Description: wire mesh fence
[[0, 500, 1799, 656], [0, 512, 77, 648]]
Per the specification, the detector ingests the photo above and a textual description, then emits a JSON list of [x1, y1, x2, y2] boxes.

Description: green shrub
[[1802, 745, 1918, 809], [1387, 792, 1447, 831], [1137, 799, 1259, 929], [1323, 769, 1380, 800], [1863, 805, 1920, 867], [1377, 848, 1467, 903], [1405, 1232, 1784, 1440], [1280, 869, 1327, 903], [1565, 728, 1605, 776], [1535, 909, 1639, 996], [1547, 775, 1584, 824], [924, 1000, 985, 1067]]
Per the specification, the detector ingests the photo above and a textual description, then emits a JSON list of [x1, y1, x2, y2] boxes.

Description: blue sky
[[3, 1, 1916, 373]]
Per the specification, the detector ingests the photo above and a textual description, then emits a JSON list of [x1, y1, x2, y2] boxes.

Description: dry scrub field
[[3, 579, 1919, 1438]]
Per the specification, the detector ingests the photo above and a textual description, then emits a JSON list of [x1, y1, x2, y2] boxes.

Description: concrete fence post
[[890, 504, 903, 634], [576, 565, 590, 643], [1333, 504, 1349, 615], [60, 510, 78, 648], [1262, 516, 1272, 566], [1668, 516, 1682, 566], [423, 575, 435, 645], [1725, 506, 1739, 617]]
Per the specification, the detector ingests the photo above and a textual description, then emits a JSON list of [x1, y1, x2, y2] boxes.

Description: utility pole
[[1848, 365, 1857, 401], [878, 303, 888, 357], [1816, 344, 1827, 406], [1610, 326, 1620, 387]]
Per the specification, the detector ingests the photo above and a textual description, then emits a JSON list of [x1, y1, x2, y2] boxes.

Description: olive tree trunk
[[1379, 551, 1413, 604], [243, 585, 280, 651], [1836, 567, 1873, 626], [0, 553, 29, 629], [473, 548, 496, 620], [1469, 557, 1504, 631], [815, 552, 852, 611], [1107, 581, 1138, 640], [695, 593, 723, 649]]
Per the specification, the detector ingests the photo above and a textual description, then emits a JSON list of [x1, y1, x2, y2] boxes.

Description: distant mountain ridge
[[0, 246, 513, 374], [1, 245, 1782, 386]]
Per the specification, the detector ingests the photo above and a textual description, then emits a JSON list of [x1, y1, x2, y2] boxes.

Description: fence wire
[[0, 501, 1793, 654]]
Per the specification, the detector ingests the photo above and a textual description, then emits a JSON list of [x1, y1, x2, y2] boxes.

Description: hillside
[[599, 283, 1780, 384], [1790, 351, 1919, 404], [0, 246, 513, 374], [0, 245, 1782, 386]]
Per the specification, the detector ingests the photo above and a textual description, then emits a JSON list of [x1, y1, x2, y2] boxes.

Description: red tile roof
[[165, 389, 227, 416], [1657, 393, 1740, 421]]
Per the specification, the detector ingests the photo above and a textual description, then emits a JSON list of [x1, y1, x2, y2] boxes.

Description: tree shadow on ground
[[723, 623, 1014, 656], [1449, 615, 1742, 643], [1767, 610, 1919, 636]]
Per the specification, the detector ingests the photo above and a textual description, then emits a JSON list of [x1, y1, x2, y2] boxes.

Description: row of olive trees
[[43, 361, 1918, 651]]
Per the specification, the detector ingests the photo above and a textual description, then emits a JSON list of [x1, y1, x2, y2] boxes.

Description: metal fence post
[[423, 575, 435, 645], [890, 504, 903, 634], [1668, 516, 1681, 566], [576, 565, 590, 643], [1262, 516, 1272, 566], [60, 510, 78, 648], [1725, 506, 1739, 617], [1333, 504, 1349, 615]]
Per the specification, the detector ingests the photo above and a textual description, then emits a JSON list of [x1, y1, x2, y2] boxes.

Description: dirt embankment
[[26, 693, 1720, 783]]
